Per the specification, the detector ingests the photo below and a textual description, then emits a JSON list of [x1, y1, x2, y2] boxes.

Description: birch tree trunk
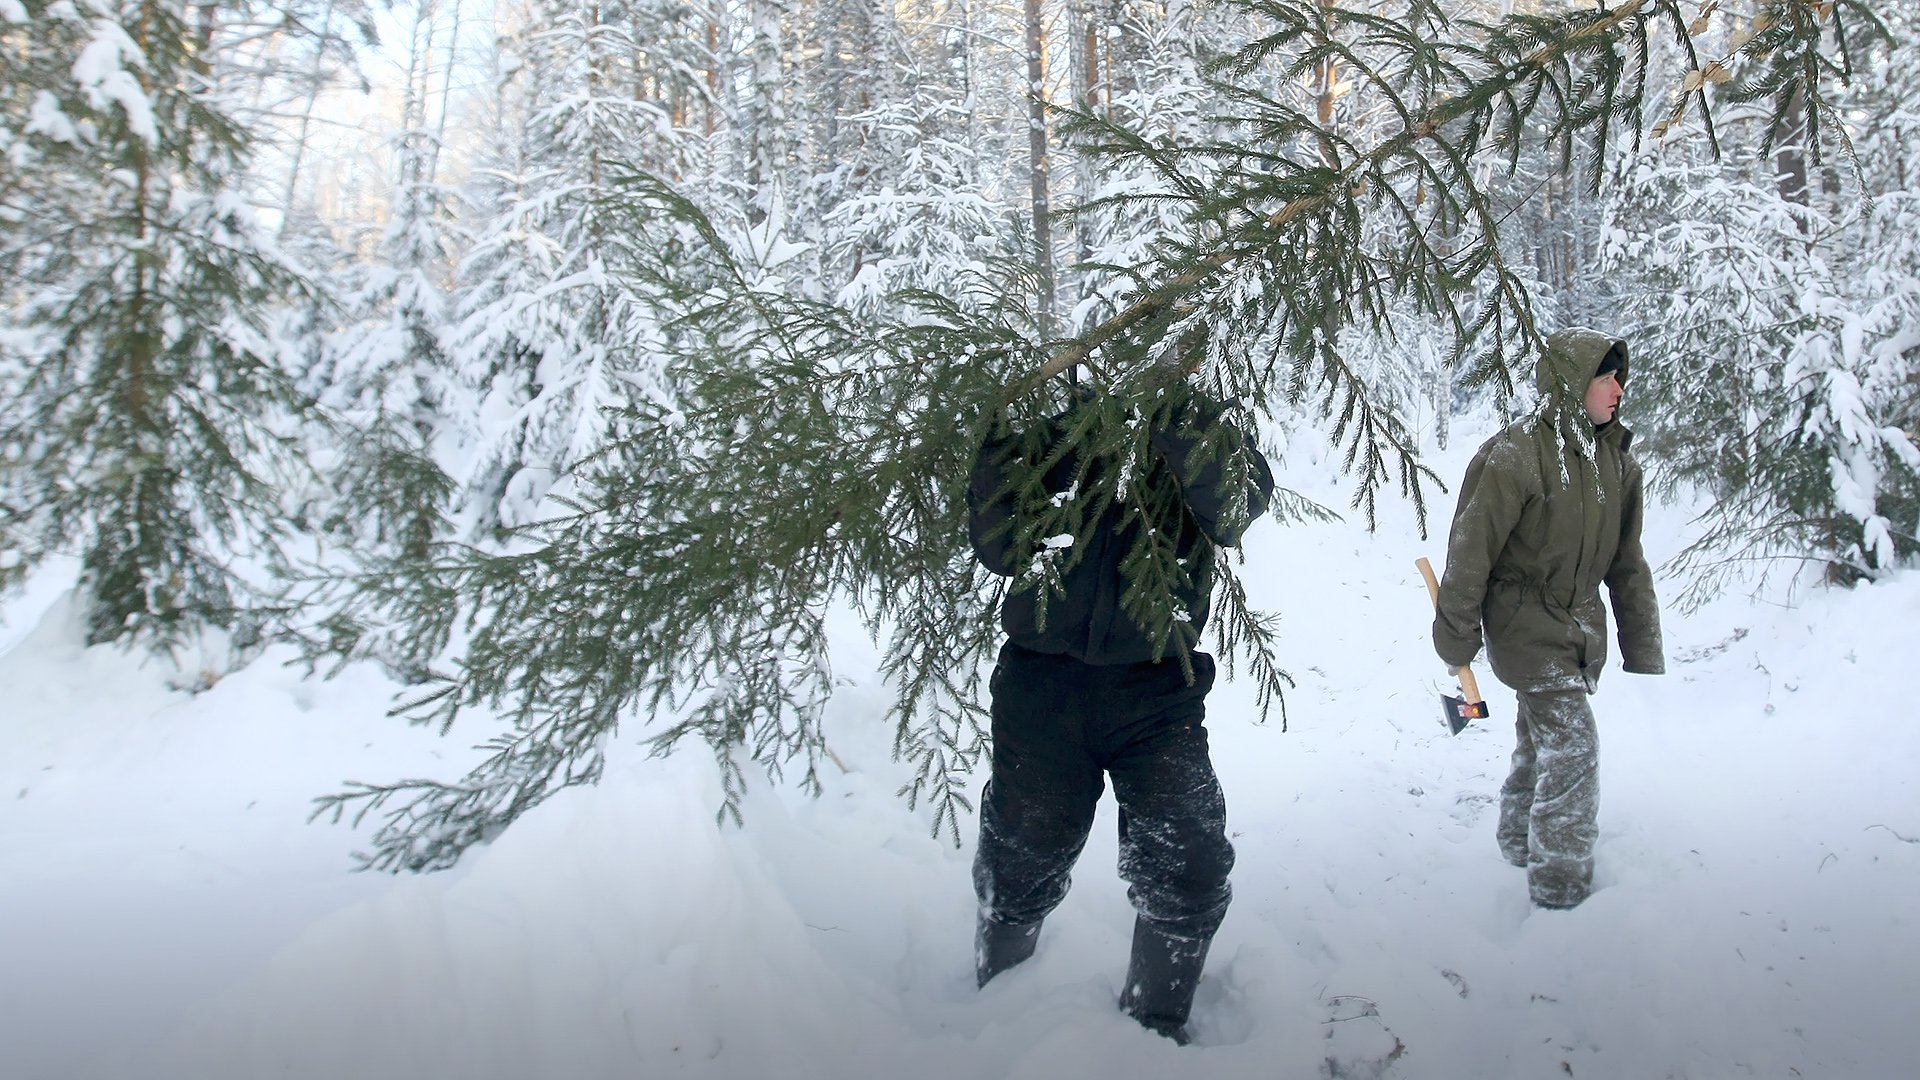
[[279, 0, 341, 236], [1070, 0, 1097, 280], [1025, 0, 1056, 333], [429, 0, 465, 186]]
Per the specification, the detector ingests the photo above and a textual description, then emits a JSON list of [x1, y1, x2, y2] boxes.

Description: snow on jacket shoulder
[[968, 393, 1274, 666]]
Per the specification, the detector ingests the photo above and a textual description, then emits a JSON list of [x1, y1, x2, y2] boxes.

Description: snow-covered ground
[[3, 422, 1917, 1080]]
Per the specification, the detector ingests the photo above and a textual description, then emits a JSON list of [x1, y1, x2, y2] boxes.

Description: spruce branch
[[314, 173, 1038, 867], [1063, 0, 1867, 356], [1209, 559, 1296, 731]]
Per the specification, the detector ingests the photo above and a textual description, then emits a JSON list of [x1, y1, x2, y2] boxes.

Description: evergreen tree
[[316, 161, 459, 558], [725, 0, 798, 221], [1599, 5, 1918, 603], [442, 0, 701, 533], [310, 0, 461, 566], [0, 0, 313, 648], [1067, 0, 1221, 316], [811, 1, 1019, 315], [315, 0, 1881, 870]]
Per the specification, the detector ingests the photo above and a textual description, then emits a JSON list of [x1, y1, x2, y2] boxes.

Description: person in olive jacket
[[1432, 328, 1665, 910], [967, 385, 1273, 1044]]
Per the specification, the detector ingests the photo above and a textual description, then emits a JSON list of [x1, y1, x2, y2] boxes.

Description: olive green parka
[[1433, 330, 1665, 693]]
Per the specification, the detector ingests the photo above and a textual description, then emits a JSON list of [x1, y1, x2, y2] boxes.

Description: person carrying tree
[[1431, 328, 1665, 910], [964, 378, 1274, 1044]]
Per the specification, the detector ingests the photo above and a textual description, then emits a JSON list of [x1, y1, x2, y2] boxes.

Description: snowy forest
[[5, 2, 1920, 1077], [3, 0, 1918, 865]]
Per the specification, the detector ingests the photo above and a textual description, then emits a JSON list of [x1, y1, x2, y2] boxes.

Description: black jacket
[[968, 396, 1274, 665]]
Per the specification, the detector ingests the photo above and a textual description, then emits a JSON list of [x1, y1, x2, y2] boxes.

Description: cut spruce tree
[[308, 0, 1885, 871]]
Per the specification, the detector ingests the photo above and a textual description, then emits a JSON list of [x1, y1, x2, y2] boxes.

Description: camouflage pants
[[1496, 688, 1599, 908]]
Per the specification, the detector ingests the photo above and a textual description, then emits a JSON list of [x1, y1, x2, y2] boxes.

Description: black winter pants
[[972, 642, 1235, 942]]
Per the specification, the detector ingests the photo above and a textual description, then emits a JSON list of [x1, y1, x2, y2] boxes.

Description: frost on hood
[[1532, 327, 1625, 493]]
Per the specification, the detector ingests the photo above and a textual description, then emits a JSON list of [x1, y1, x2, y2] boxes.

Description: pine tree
[[1067, 1, 1221, 317], [0, 0, 314, 648], [810, 0, 1019, 315], [1598, 5, 1919, 603], [442, 0, 703, 534], [311, 0, 460, 566], [314, 0, 1881, 870]]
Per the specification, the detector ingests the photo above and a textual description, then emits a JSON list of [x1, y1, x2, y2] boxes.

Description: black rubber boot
[[1117, 917, 1212, 1045], [975, 913, 1042, 988]]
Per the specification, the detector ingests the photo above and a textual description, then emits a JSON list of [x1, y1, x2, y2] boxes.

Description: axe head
[[1441, 694, 1490, 735]]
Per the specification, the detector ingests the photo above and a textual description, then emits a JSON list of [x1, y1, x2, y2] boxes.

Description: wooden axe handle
[[1415, 557, 1484, 704]]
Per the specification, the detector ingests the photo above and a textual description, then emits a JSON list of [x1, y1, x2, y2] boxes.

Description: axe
[[1415, 557, 1490, 735]]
